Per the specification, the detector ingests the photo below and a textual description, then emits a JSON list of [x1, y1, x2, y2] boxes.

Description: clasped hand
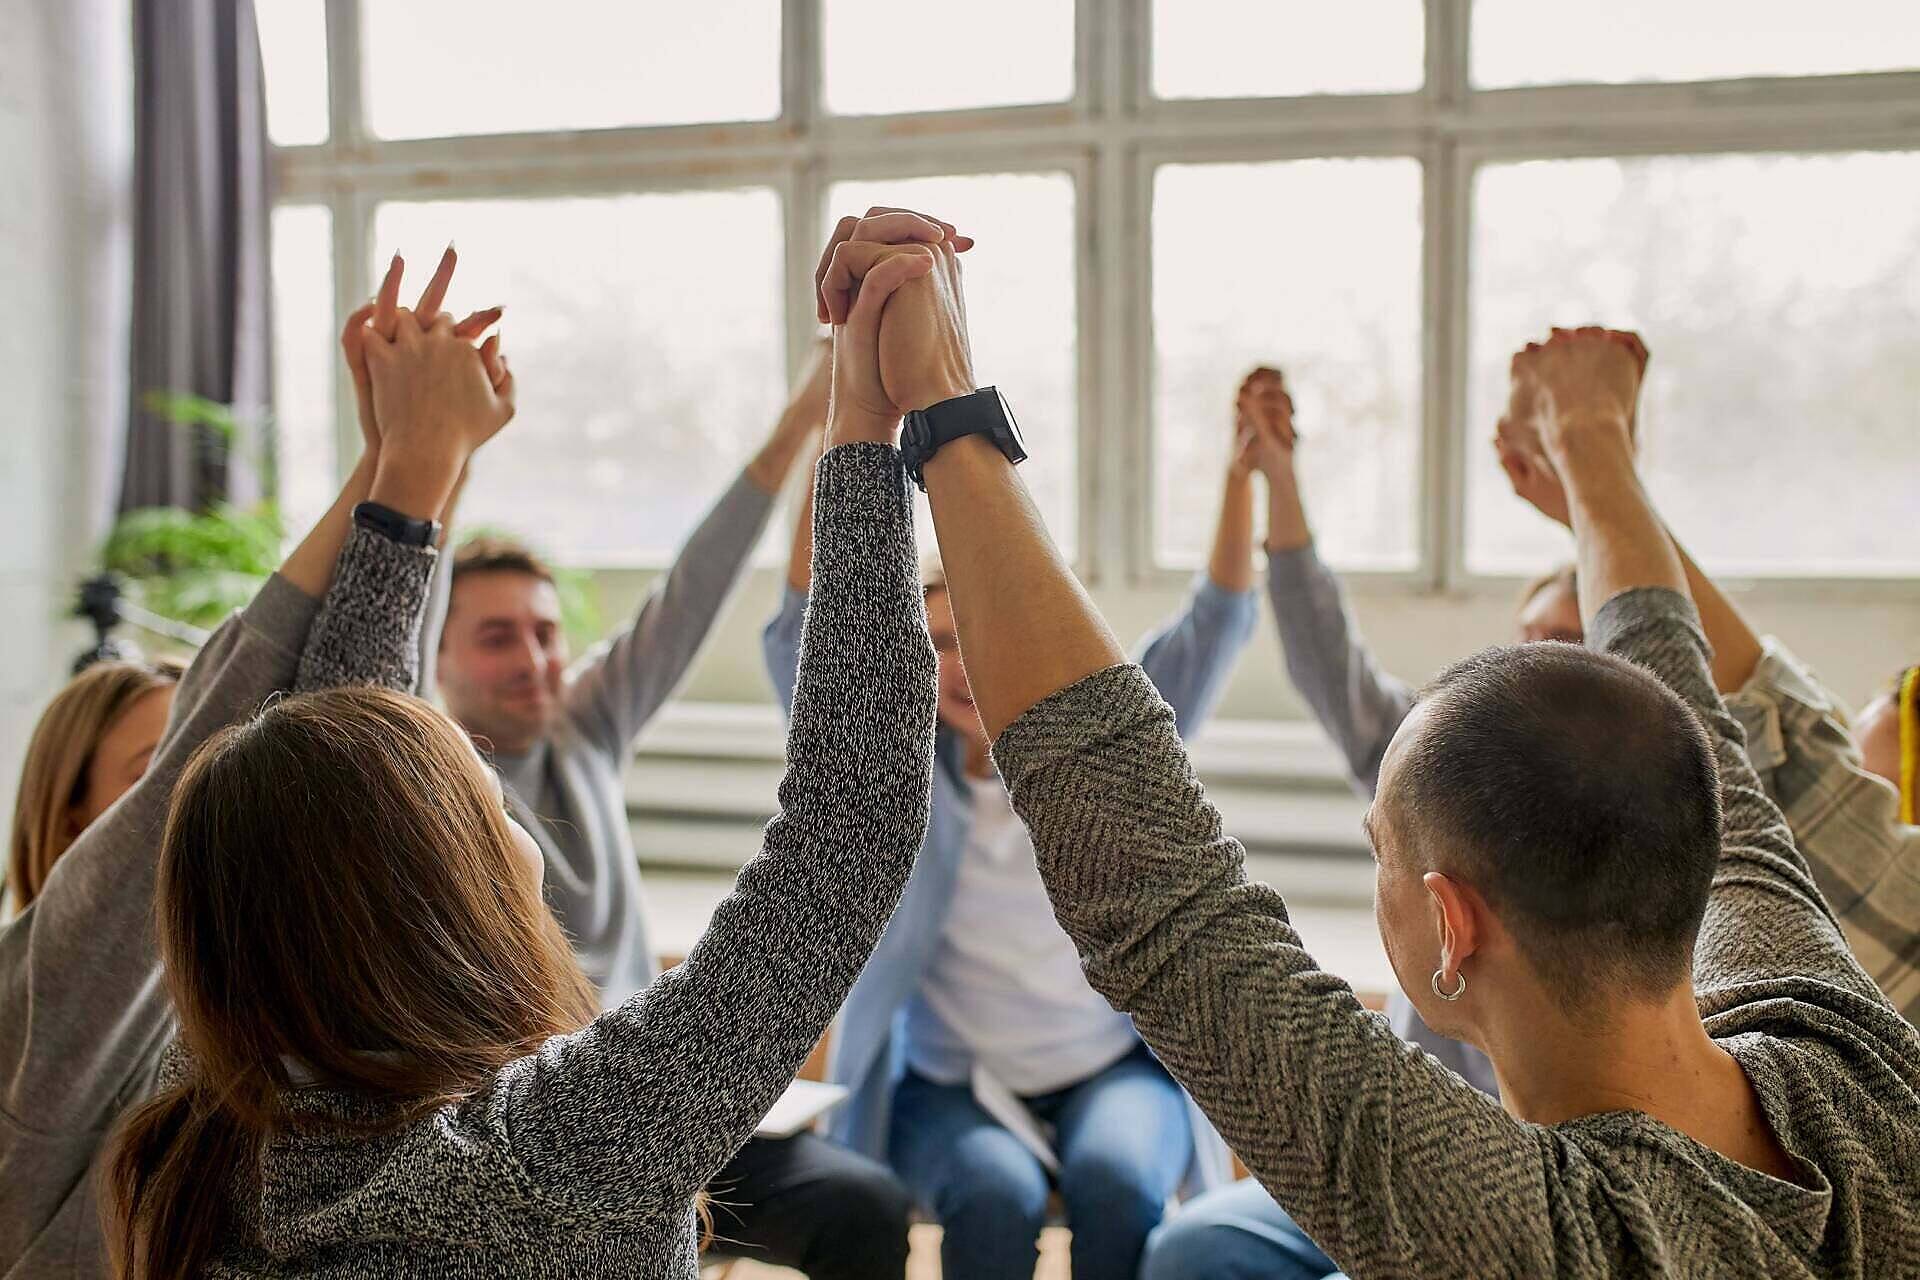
[[813, 207, 977, 449]]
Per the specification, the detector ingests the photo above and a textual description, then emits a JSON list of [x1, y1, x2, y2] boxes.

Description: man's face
[[438, 571, 569, 755], [1515, 576, 1583, 646], [924, 587, 986, 744]]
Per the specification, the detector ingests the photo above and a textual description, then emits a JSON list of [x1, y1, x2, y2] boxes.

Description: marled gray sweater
[[1000, 587, 1920, 1278], [202, 443, 936, 1277]]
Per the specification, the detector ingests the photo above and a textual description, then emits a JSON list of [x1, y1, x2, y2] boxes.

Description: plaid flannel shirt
[[1728, 637, 1920, 1024]]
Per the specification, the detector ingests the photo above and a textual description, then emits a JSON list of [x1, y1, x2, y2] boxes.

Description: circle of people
[[4, 209, 1917, 1280]]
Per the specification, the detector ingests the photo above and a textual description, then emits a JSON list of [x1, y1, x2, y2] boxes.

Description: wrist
[[901, 378, 976, 415], [920, 430, 1007, 490], [825, 409, 900, 450], [369, 444, 467, 521], [1544, 414, 1634, 475]]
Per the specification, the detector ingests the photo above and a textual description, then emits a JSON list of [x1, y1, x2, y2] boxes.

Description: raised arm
[[1129, 378, 1261, 734], [1249, 367, 1416, 788], [856, 220, 1561, 1275], [1517, 329, 1886, 1008], [490, 216, 943, 1220], [563, 339, 830, 755], [762, 420, 825, 716]]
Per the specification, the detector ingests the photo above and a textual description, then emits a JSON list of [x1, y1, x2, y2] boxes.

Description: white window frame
[[274, 0, 1920, 596]]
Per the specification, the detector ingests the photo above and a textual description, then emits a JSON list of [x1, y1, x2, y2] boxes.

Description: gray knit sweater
[[1000, 587, 1920, 1278], [202, 444, 936, 1278]]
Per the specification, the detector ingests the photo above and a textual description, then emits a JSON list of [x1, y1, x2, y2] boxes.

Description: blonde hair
[[7, 659, 184, 914]]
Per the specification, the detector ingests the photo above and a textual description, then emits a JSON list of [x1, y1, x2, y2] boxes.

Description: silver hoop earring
[[1431, 968, 1466, 1002]]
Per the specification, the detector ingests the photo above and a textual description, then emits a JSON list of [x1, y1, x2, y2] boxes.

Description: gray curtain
[[119, 0, 272, 514]]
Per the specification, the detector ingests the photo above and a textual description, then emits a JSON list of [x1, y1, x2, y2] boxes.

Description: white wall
[[0, 0, 131, 841]]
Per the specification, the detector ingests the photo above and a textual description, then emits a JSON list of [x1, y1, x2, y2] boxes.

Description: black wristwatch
[[352, 501, 442, 549], [899, 387, 1027, 492]]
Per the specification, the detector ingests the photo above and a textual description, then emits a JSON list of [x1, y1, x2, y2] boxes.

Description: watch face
[[992, 389, 1023, 445]]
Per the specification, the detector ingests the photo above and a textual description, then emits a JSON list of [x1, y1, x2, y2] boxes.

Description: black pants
[[703, 1133, 913, 1279]]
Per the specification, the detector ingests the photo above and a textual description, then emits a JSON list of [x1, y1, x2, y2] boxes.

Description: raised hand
[[1504, 326, 1647, 468], [341, 247, 505, 458], [814, 207, 975, 447], [1232, 365, 1297, 481]]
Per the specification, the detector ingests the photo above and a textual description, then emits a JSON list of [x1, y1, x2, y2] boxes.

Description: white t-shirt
[[903, 776, 1140, 1095]]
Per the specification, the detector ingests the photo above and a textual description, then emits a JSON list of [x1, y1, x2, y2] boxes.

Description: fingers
[[845, 246, 936, 332], [414, 244, 457, 325], [821, 240, 934, 325], [373, 254, 404, 339], [815, 207, 975, 322], [452, 306, 504, 340], [340, 302, 376, 377], [478, 333, 507, 389]]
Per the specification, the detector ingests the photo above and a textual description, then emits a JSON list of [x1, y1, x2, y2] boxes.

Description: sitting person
[[6, 656, 182, 915], [0, 248, 505, 1275], [1149, 358, 1920, 1276], [101, 220, 946, 1277], [762, 366, 1266, 1280], [422, 334, 914, 1277], [833, 215, 1917, 1280]]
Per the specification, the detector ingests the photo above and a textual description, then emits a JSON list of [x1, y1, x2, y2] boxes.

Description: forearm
[[1553, 426, 1689, 623], [1263, 462, 1311, 554], [1266, 545, 1415, 791], [747, 406, 821, 496], [784, 451, 819, 593], [279, 453, 377, 599], [295, 526, 439, 695], [1207, 469, 1257, 593], [501, 443, 935, 1215], [1672, 539, 1763, 694], [923, 435, 1125, 739]]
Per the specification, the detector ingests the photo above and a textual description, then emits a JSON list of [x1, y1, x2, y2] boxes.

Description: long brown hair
[[7, 659, 183, 915], [102, 686, 597, 1279]]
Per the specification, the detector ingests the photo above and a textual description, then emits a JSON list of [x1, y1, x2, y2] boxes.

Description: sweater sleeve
[[563, 470, 776, 756], [0, 575, 316, 1269], [487, 443, 936, 1224], [1725, 640, 1920, 1021], [1134, 575, 1257, 740], [996, 664, 1566, 1278], [296, 525, 438, 694], [1266, 545, 1416, 791], [1587, 589, 1892, 1013]]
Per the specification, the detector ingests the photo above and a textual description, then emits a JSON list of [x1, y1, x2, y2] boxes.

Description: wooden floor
[[723, 1225, 1072, 1280]]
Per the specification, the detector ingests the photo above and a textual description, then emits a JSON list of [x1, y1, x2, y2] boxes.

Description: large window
[[264, 1, 1920, 584]]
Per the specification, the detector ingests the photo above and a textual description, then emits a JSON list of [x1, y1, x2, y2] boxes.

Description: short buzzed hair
[[451, 536, 555, 589], [1388, 643, 1722, 1011]]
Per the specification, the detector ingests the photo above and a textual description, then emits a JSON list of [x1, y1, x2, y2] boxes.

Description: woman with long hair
[[98, 216, 946, 1278], [7, 657, 183, 914], [0, 249, 507, 1276]]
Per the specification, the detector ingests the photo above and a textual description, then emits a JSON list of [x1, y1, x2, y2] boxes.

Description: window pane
[[1154, 0, 1424, 100], [364, 0, 780, 139], [373, 190, 787, 562], [1468, 153, 1920, 576], [1474, 0, 1920, 88], [270, 205, 337, 540], [256, 0, 328, 146], [826, 174, 1078, 550], [1153, 159, 1422, 570], [824, 0, 1073, 114]]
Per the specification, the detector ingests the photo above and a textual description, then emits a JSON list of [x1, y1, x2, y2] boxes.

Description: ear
[[1422, 870, 1484, 979]]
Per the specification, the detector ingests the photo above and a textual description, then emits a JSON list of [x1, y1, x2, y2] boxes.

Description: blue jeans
[[889, 1043, 1191, 1280], [1143, 1179, 1345, 1280]]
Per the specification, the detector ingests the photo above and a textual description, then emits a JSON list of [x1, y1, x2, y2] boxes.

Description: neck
[[1483, 982, 1733, 1128]]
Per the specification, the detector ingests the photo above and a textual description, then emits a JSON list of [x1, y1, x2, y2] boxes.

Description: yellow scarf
[[1900, 665, 1919, 826]]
